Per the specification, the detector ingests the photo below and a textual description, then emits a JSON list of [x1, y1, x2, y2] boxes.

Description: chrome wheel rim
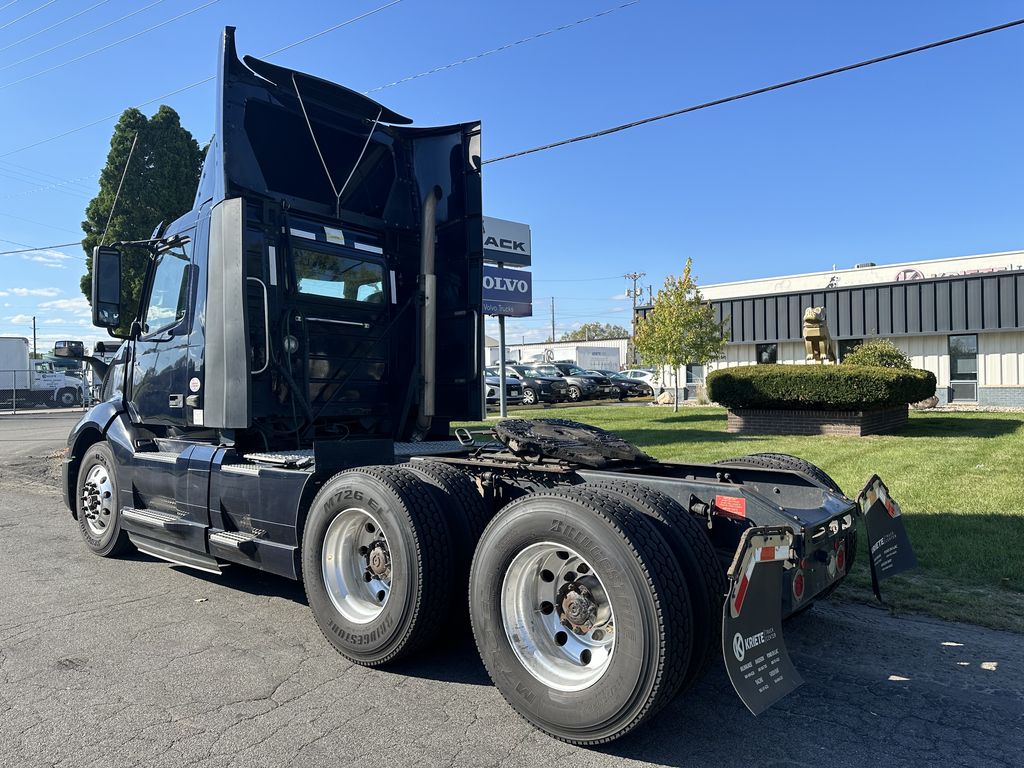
[[81, 464, 115, 540], [322, 508, 392, 624], [501, 542, 615, 691], [523, 388, 536, 404]]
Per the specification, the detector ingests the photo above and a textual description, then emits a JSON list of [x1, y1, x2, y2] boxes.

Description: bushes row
[[706, 364, 936, 410]]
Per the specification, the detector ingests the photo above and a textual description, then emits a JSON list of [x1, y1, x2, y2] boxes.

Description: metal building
[[698, 250, 1024, 406]]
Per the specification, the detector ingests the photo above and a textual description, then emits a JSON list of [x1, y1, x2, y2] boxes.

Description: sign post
[[482, 217, 532, 419]]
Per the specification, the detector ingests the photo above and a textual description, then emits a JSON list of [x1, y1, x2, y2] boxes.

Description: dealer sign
[[483, 216, 531, 266], [483, 266, 533, 317]]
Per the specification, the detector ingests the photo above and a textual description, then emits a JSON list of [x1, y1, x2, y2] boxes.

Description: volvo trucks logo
[[483, 265, 533, 318], [482, 275, 529, 293]]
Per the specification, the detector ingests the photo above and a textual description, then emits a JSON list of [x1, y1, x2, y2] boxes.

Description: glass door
[[948, 334, 978, 402]]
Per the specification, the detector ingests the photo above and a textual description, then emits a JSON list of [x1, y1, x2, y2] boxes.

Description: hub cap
[[80, 464, 115, 540], [322, 509, 393, 624], [501, 542, 615, 691]]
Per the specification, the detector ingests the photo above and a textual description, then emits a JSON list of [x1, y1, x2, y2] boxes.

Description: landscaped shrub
[[841, 338, 911, 369], [706, 364, 936, 410]]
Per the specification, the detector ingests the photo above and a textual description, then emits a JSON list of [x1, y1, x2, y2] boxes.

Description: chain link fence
[[0, 369, 93, 414]]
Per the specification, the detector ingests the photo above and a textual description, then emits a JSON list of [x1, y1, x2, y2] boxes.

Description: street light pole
[[624, 272, 646, 365]]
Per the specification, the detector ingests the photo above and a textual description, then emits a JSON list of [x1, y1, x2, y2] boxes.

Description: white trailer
[[0, 336, 88, 407]]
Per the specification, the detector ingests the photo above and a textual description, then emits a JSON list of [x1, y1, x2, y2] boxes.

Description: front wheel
[[521, 387, 537, 405], [76, 442, 132, 557], [567, 385, 582, 402], [57, 388, 79, 407], [470, 487, 693, 745]]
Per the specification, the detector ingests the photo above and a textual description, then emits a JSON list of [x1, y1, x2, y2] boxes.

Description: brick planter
[[726, 405, 909, 436]]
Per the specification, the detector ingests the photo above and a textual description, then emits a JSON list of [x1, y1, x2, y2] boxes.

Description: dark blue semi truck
[[58, 28, 912, 745]]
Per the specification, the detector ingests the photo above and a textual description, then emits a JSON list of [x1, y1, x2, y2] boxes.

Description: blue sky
[[0, 0, 1021, 349]]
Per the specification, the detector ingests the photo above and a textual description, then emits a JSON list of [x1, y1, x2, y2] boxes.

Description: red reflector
[[837, 544, 846, 572], [760, 546, 776, 561], [793, 572, 805, 600], [715, 495, 746, 517]]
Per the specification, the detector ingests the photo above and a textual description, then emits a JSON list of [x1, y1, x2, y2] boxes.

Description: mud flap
[[857, 475, 917, 601], [722, 526, 804, 715]]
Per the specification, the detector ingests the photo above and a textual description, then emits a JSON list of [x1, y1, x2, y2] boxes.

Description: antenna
[[101, 131, 138, 246]]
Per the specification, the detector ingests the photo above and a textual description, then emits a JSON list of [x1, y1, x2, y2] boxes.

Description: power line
[[0, 173, 94, 200], [0, 0, 114, 55], [483, 17, 1024, 164], [365, 1, 639, 93], [0, 0, 57, 32], [0, 211, 80, 235], [0, 1, 404, 158], [0, 2, 21, 16], [0, 0, 218, 90], [0, 241, 81, 256], [0, 1, 169, 73]]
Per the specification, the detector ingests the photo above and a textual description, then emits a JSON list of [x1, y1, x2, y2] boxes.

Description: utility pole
[[624, 272, 645, 364], [550, 297, 555, 343], [32, 316, 36, 358]]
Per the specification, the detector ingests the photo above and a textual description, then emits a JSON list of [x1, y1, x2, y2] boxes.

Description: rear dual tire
[[469, 487, 693, 745]]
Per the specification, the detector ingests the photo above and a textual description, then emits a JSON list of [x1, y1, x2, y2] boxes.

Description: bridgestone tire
[[714, 452, 844, 496], [469, 487, 693, 745], [580, 479, 725, 689], [399, 461, 491, 614], [76, 442, 132, 557], [302, 466, 452, 666]]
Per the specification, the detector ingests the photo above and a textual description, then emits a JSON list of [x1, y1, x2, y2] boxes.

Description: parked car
[[487, 365, 569, 405], [537, 363, 614, 401], [484, 373, 523, 405], [590, 369, 654, 399]]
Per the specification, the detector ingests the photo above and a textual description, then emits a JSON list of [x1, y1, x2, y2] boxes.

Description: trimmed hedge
[[706, 364, 936, 410]]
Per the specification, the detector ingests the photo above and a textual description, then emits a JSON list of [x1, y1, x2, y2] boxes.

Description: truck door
[[129, 233, 195, 427]]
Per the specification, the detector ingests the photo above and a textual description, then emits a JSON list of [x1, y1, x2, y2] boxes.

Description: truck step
[[120, 507, 193, 533], [208, 530, 258, 553]]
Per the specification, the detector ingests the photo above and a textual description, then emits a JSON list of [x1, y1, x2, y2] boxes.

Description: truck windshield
[[293, 246, 385, 303]]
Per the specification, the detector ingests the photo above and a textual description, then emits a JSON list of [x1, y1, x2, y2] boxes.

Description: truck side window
[[143, 243, 191, 335], [293, 246, 385, 303]]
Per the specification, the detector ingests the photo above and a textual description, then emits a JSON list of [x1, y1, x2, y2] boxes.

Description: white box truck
[[0, 336, 88, 408]]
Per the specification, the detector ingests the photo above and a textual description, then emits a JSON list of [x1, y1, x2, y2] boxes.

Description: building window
[[838, 338, 863, 361], [949, 334, 978, 402], [755, 343, 777, 364]]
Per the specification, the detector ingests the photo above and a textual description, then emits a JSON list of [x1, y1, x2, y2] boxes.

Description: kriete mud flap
[[721, 526, 804, 716], [856, 474, 917, 601]]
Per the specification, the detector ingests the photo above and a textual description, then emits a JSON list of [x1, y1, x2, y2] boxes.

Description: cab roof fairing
[[194, 26, 482, 229]]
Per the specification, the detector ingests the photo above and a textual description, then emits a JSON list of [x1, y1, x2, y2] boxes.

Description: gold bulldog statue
[[803, 306, 836, 363]]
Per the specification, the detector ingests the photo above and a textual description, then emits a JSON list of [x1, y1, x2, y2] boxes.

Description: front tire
[[567, 385, 582, 402], [470, 487, 693, 745], [57, 388, 79, 407], [302, 466, 452, 666], [521, 387, 537, 405], [76, 442, 131, 557]]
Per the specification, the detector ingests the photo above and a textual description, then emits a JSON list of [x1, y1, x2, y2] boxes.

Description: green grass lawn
[[459, 405, 1024, 631]]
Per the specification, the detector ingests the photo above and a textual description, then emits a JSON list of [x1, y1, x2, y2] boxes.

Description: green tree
[[80, 106, 204, 330], [841, 338, 911, 369], [559, 322, 630, 342], [633, 258, 725, 411]]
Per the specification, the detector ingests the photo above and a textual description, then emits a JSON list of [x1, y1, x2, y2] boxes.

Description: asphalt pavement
[[0, 411, 1021, 768]]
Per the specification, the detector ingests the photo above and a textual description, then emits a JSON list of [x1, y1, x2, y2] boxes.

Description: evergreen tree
[[80, 106, 204, 329]]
